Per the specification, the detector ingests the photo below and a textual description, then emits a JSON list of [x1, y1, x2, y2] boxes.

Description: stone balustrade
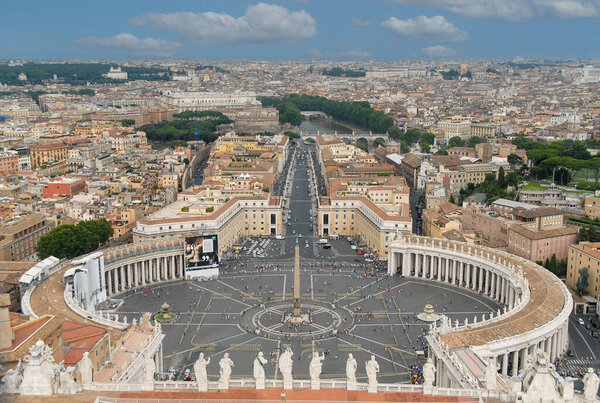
[[63, 284, 127, 330]]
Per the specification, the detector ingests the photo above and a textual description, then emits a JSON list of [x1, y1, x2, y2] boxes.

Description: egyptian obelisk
[[293, 237, 301, 316]]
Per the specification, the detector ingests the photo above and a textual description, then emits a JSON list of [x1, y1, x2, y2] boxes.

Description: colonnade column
[[107, 270, 112, 295], [485, 269, 490, 295], [119, 266, 124, 291], [502, 353, 508, 376], [511, 350, 519, 376], [112, 269, 118, 294], [478, 267, 484, 292]]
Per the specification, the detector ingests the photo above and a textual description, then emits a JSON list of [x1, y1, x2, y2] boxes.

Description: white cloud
[[533, 0, 599, 18], [128, 3, 317, 45], [381, 15, 468, 42], [351, 17, 372, 27], [390, 0, 598, 20], [390, 0, 532, 21], [422, 45, 457, 58], [75, 33, 181, 57]]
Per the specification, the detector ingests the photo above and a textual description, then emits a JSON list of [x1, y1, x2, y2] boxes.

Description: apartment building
[[463, 203, 577, 262], [29, 142, 69, 169], [567, 242, 600, 299], [0, 154, 19, 176], [584, 196, 600, 220], [42, 177, 86, 198], [0, 213, 54, 261], [315, 136, 412, 256], [133, 190, 283, 255], [470, 123, 497, 138], [437, 120, 471, 141], [317, 194, 411, 256]]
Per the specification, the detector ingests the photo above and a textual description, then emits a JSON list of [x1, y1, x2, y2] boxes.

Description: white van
[[318, 238, 328, 244], [275, 235, 284, 240]]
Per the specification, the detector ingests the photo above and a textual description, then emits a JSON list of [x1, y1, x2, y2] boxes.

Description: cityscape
[[1, 1, 600, 402]]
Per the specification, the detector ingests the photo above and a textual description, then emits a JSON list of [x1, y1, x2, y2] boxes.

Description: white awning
[[19, 274, 34, 284]]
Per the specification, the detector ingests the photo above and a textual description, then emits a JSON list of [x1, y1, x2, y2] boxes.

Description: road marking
[[189, 282, 252, 308], [282, 274, 287, 301], [570, 316, 596, 360]]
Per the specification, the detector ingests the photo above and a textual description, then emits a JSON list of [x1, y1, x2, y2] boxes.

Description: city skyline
[[3, 0, 600, 61]]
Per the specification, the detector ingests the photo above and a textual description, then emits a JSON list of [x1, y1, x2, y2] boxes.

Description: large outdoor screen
[[185, 235, 219, 271]]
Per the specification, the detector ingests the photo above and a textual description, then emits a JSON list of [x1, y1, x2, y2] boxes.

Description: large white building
[[437, 120, 472, 141], [161, 91, 260, 112]]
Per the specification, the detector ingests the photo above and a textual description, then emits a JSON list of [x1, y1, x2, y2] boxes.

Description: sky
[[2, 0, 600, 61]]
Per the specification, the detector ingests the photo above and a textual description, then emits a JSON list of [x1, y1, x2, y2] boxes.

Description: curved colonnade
[[388, 234, 572, 388], [102, 240, 185, 297]]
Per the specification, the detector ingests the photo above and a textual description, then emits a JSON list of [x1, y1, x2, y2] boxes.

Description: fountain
[[154, 302, 178, 322]]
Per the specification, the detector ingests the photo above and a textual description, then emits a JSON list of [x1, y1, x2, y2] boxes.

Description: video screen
[[185, 235, 219, 271]]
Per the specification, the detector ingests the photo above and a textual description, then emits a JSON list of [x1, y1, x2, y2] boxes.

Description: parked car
[[578, 318, 585, 325], [323, 244, 331, 249]]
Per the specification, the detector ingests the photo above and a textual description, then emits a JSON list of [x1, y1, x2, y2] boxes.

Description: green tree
[[36, 219, 114, 260], [468, 136, 486, 147], [498, 167, 506, 188], [277, 103, 302, 126], [449, 194, 456, 204], [549, 254, 557, 274], [576, 267, 590, 296], [448, 136, 465, 148], [420, 142, 431, 153], [283, 131, 300, 139], [507, 153, 523, 167], [183, 158, 190, 165], [544, 258, 550, 270], [420, 132, 436, 145], [120, 119, 136, 127]]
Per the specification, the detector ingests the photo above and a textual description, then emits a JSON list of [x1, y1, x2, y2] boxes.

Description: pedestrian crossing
[[559, 358, 600, 373]]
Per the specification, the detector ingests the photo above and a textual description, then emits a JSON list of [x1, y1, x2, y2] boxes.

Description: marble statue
[[485, 358, 497, 391], [253, 352, 268, 390], [0, 361, 22, 394], [21, 340, 57, 396], [194, 352, 210, 392], [365, 355, 379, 393], [143, 353, 156, 385], [423, 357, 436, 389], [278, 347, 294, 390], [78, 352, 93, 384], [346, 353, 357, 391], [583, 367, 600, 402], [218, 353, 234, 390], [57, 368, 80, 395], [309, 351, 324, 390], [562, 377, 575, 401]]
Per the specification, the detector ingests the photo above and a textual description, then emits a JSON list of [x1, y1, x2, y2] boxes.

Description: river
[[299, 118, 354, 134]]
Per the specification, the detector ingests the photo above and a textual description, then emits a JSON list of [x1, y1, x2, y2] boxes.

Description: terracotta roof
[[508, 224, 578, 240], [515, 207, 562, 219]]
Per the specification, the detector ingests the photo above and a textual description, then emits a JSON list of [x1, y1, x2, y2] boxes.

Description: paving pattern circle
[[241, 300, 355, 340]]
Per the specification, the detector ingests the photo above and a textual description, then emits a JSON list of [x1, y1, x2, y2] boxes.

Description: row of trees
[[139, 111, 231, 143], [36, 219, 113, 260], [260, 94, 395, 133], [513, 136, 598, 186], [0, 63, 169, 86], [277, 103, 302, 126]]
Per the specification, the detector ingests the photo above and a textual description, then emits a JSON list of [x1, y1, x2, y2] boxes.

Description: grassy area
[[574, 168, 596, 179], [520, 180, 546, 190]]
